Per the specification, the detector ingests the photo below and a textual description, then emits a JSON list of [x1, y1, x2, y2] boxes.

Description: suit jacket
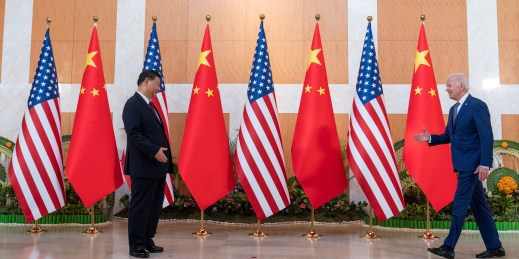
[[122, 92, 173, 177], [430, 94, 493, 171]]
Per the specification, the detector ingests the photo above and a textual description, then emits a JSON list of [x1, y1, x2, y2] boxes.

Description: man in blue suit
[[123, 70, 173, 258], [414, 73, 505, 259]]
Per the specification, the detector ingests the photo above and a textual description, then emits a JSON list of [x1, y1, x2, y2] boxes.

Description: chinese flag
[[66, 24, 123, 208], [403, 23, 457, 211], [178, 24, 236, 210], [291, 23, 347, 209]]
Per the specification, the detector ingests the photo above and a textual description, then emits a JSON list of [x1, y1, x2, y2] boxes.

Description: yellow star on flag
[[90, 88, 99, 97], [307, 48, 322, 70], [197, 50, 211, 70], [414, 50, 430, 72], [428, 88, 436, 97], [85, 51, 98, 68], [305, 85, 312, 93], [414, 86, 422, 95], [317, 87, 326, 95], [80, 87, 86, 94], [205, 88, 214, 97], [193, 86, 200, 94]]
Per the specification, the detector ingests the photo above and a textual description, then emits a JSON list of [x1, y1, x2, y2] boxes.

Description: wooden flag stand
[[249, 219, 267, 237], [84, 206, 101, 234], [28, 220, 46, 233], [193, 210, 211, 237], [419, 200, 438, 239], [363, 206, 381, 239], [303, 208, 321, 238]]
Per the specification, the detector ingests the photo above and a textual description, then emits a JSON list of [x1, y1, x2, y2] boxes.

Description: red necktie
[[149, 101, 162, 123]]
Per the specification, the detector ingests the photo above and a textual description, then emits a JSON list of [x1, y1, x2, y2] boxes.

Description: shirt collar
[[457, 92, 469, 106], [136, 90, 151, 104]]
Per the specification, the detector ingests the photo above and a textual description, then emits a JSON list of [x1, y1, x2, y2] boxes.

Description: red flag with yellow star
[[403, 23, 456, 211], [66, 24, 123, 208], [178, 24, 235, 210], [291, 23, 347, 209]]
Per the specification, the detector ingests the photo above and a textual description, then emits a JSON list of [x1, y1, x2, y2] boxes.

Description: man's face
[[445, 77, 466, 101], [146, 77, 161, 99]]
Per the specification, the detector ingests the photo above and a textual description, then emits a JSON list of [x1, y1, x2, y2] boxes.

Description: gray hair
[[448, 73, 470, 90]]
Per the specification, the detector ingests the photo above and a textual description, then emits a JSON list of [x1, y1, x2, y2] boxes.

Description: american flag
[[234, 21, 290, 220], [142, 21, 174, 208], [346, 22, 404, 221], [8, 28, 65, 223]]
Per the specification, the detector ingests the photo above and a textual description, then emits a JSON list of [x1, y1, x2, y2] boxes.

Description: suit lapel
[[134, 92, 164, 128], [452, 94, 472, 132]]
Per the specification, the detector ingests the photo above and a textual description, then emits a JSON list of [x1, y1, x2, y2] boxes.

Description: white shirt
[[455, 92, 469, 114], [136, 90, 151, 104]]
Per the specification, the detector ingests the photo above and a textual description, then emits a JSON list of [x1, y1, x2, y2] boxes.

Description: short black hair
[[137, 70, 161, 86]]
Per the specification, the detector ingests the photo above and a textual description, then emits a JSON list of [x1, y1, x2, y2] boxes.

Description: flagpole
[[26, 17, 57, 235], [250, 218, 267, 237], [193, 209, 210, 237], [419, 200, 438, 239], [363, 203, 380, 239], [84, 205, 100, 234], [303, 207, 321, 238]]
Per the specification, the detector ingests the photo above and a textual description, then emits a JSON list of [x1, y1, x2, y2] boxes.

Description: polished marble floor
[[0, 219, 517, 259]]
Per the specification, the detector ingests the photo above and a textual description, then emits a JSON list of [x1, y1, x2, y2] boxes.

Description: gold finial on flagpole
[[315, 14, 320, 21], [260, 14, 265, 21], [206, 15, 211, 22], [93, 16, 98, 23], [420, 15, 426, 22], [152, 16, 157, 22], [46, 17, 51, 26], [367, 16, 373, 22]]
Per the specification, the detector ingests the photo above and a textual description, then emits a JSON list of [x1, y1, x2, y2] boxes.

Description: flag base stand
[[303, 230, 321, 238], [302, 208, 321, 238], [363, 231, 380, 239], [419, 231, 438, 239], [84, 226, 101, 235], [27, 220, 45, 233], [83, 206, 101, 234], [418, 201, 438, 239], [193, 210, 211, 237], [362, 206, 381, 239], [249, 219, 267, 237], [193, 228, 210, 237]]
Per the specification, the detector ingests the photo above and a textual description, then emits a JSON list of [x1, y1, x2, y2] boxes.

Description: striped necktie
[[453, 102, 460, 124]]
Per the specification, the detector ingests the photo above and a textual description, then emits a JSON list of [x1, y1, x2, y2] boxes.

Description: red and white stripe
[[8, 98, 65, 223], [347, 94, 404, 221], [234, 93, 290, 220], [151, 90, 174, 207]]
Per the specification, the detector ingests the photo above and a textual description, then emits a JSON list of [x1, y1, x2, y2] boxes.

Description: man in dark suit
[[414, 73, 505, 259], [123, 70, 173, 258]]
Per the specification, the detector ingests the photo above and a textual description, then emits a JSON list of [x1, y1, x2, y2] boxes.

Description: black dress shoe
[[146, 245, 164, 253], [129, 248, 150, 258], [476, 247, 506, 258], [428, 246, 455, 259]]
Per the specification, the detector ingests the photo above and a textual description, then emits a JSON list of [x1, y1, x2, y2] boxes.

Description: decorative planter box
[[364, 217, 519, 231], [0, 214, 107, 224]]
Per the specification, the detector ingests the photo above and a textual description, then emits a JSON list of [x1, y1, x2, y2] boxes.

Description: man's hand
[[475, 166, 489, 181], [154, 147, 168, 163], [413, 127, 430, 143]]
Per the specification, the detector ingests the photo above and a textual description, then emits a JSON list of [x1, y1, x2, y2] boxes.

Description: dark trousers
[[128, 176, 165, 251], [444, 170, 501, 250]]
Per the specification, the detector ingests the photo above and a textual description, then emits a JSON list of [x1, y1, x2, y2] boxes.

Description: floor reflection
[[0, 220, 517, 258]]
